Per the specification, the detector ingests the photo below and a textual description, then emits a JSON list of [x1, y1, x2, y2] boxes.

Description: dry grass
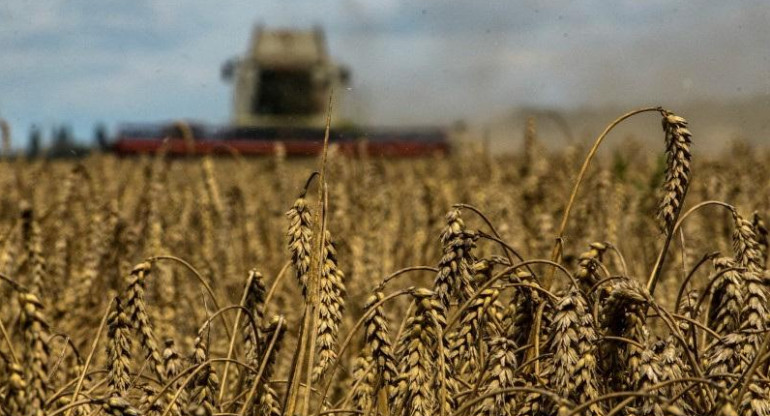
[[1, 109, 770, 415]]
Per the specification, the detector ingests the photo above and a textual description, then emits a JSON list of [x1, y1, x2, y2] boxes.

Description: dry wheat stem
[[263, 260, 293, 312], [376, 266, 439, 290], [547, 106, 662, 289], [673, 251, 720, 314], [146, 255, 233, 338], [647, 200, 735, 294], [567, 378, 719, 416], [301, 95, 335, 416], [301, 183, 329, 416], [193, 305, 261, 354], [144, 358, 258, 412], [452, 203, 515, 266], [287, 94, 334, 416], [445, 259, 570, 331], [64, 298, 114, 416], [218, 271, 257, 403], [236, 316, 285, 416], [0, 312, 18, 363]]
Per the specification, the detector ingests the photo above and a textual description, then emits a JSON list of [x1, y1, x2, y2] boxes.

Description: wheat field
[[1, 109, 770, 416]]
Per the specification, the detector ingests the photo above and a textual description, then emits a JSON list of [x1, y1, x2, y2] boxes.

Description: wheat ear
[[19, 291, 51, 416], [124, 262, 165, 379], [657, 111, 693, 231], [106, 297, 132, 396], [312, 229, 346, 381], [392, 288, 443, 416]]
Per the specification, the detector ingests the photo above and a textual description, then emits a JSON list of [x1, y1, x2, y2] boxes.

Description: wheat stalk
[[19, 291, 51, 416], [507, 272, 541, 351], [392, 288, 443, 416], [736, 267, 768, 369], [657, 111, 693, 232], [708, 257, 745, 337], [654, 338, 692, 414], [449, 287, 499, 372], [162, 338, 186, 416], [575, 242, 609, 294], [4, 355, 28, 413], [139, 384, 166, 416], [256, 316, 287, 416], [312, 229, 346, 381], [631, 346, 664, 416], [477, 336, 518, 416], [124, 262, 165, 379], [188, 322, 219, 416], [287, 196, 314, 295], [751, 212, 768, 269], [350, 355, 377, 412], [433, 208, 477, 311], [739, 383, 770, 416], [106, 297, 132, 396], [101, 396, 142, 416], [21, 202, 46, 299], [600, 280, 649, 391], [362, 290, 398, 395], [550, 288, 603, 416], [733, 210, 765, 274], [243, 269, 267, 363]]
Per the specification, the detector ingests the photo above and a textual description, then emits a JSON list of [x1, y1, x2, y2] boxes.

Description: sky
[[1, 1, 769, 144]]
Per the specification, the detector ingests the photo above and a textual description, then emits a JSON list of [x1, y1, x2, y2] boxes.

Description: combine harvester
[[113, 26, 449, 157]]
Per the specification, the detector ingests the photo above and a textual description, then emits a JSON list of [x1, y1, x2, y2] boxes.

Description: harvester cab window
[[254, 69, 317, 116]]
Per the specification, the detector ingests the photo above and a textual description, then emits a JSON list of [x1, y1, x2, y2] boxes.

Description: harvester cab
[[221, 25, 350, 128]]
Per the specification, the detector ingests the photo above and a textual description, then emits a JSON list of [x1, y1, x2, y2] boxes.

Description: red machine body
[[112, 124, 450, 157]]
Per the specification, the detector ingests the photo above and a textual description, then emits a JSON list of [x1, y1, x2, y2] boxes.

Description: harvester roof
[[250, 27, 328, 68]]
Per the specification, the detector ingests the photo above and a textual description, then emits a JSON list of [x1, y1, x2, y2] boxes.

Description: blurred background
[[1, 0, 768, 153]]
